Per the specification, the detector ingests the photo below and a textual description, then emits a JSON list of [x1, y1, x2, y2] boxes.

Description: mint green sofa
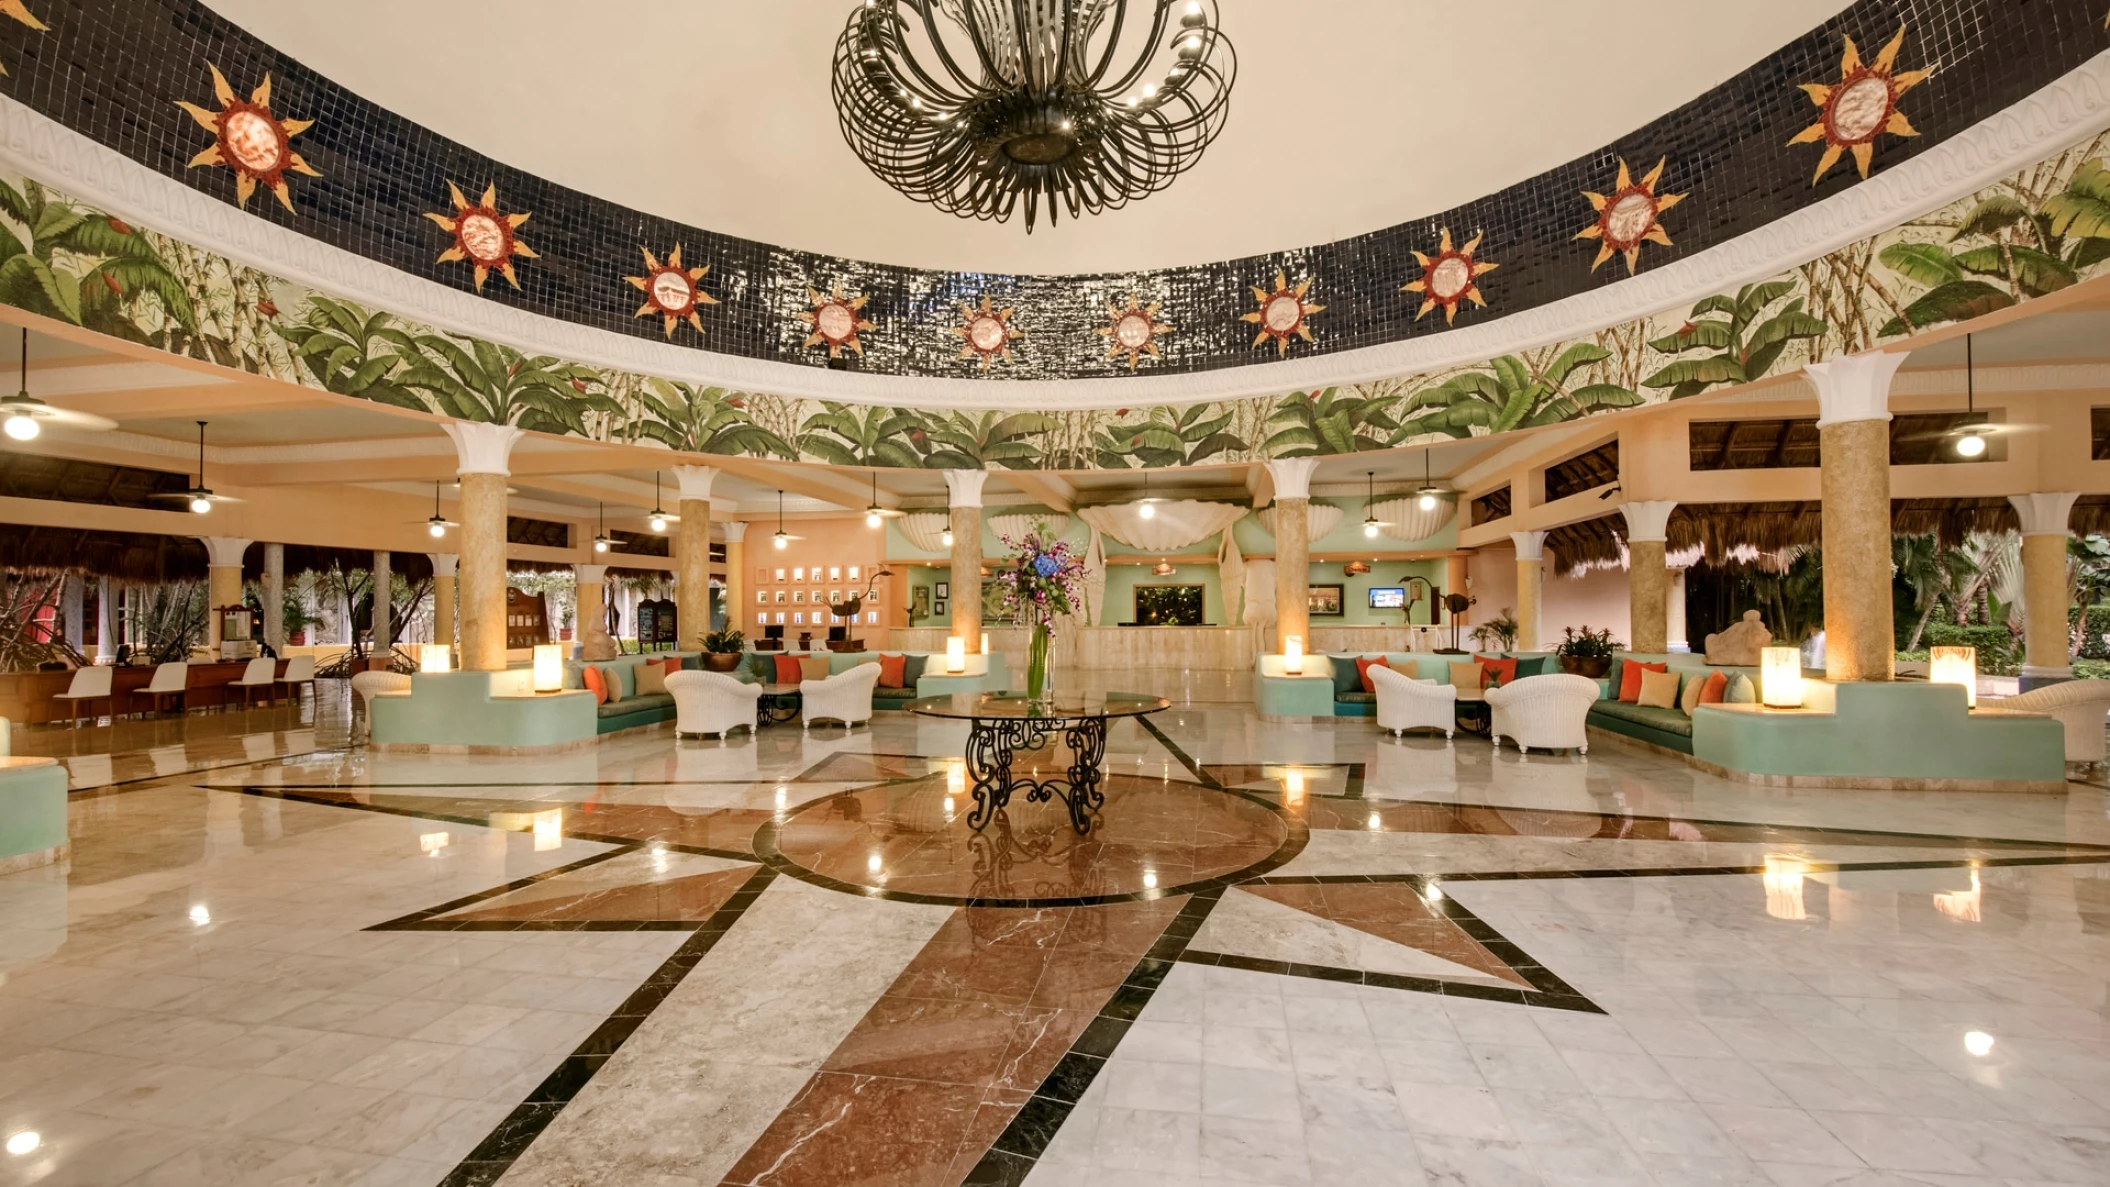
[[1254, 652, 1557, 719], [0, 754, 68, 873], [1587, 654, 1758, 755], [561, 653, 699, 735]]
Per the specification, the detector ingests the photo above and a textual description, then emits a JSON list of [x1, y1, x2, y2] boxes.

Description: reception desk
[[891, 625, 1257, 673], [0, 659, 299, 724], [1309, 624, 1449, 654]]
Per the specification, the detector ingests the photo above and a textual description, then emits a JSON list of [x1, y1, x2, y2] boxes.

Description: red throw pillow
[[580, 665, 608, 705], [1619, 661, 1668, 703], [878, 653, 907, 689], [1355, 655, 1390, 693], [773, 655, 804, 685], [1476, 656, 1518, 687], [1699, 669, 1728, 704]]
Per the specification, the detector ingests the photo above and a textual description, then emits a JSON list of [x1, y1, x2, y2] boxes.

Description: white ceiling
[[1901, 310, 2110, 367], [203, 0, 1851, 275]]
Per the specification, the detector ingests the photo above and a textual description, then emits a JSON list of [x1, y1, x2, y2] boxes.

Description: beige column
[[428, 553, 457, 655], [944, 470, 988, 649], [575, 563, 614, 661], [372, 551, 392, 652], [262, 543, 285, 653], [1667, 564, 1691, 652], [1266, 458, 1321, 652], [723, 522, 747, 636], [2011, 492, 2080, 687], [441, 422, 523, 672], [1511, 531, 1547, 652], [1620, 501, 1675, 654], [198, 536, 250, 652], [1808, 352, 1906, 682], [672, 465, 716, 651]]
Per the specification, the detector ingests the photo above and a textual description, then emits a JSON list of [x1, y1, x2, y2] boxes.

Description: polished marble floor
[[5, 698, 2110, 1186]]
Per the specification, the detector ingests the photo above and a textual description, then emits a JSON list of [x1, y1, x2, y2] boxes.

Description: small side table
[[1453, 689, 1491, 736], [756, 683, 802, 727]]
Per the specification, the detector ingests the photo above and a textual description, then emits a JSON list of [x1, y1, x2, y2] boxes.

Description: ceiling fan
[[407, 481, 458, 538], [1361, 470, 1392, 538], [863, 470, 905, 528], [1897, 333, 2045, 455], [150, 421, 243, 514], [646, 473, 677, 532], [771, 490, 805, 550], [0, 327, 115, 441], [1413, 448, 1451, 511]]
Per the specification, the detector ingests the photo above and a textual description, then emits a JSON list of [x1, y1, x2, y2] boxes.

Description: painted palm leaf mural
[[0, 179, 195, 350], [633, 380, 795, 458], [915, 410, 1058, 469], [1399, 346, 1643, 438], [1644, 282, 1829, 399]]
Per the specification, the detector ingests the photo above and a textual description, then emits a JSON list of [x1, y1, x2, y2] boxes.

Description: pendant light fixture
[[1137, 470, 1165, 519], [1415, 449, 1445, 512], [865, 470, 884, 529], [4, 328, 35, 440], [593, 503, 613, 553], [1954, 334, 1987, 458], [941, 517, 954, 548], [774, 490, 790, 550], [647, 474, 670, 532], [0, 327, 114, 441], [152, 421, 241, 514], [1362, 470, 1390, 539], [426, 482, 452, 538]]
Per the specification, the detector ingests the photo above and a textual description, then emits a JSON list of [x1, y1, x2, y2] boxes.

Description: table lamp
[[419, 644, 451, 673], [1283, 635, 1304, 675], [1929, 645, 1977, 708], [532, 643, 563, 692], [945, 636, 966, 673], [1761, 646, 1802, 708]]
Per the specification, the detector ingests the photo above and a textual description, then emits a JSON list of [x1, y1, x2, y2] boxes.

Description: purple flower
[[1033, 555, 1060, 578]]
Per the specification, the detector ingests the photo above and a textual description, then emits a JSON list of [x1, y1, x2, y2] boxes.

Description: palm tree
[[1893, 533, 1978, 651]]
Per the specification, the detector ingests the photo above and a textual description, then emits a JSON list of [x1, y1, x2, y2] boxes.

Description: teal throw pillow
[[904, 653, 929, 686], [1725, 673, 1757, 704]]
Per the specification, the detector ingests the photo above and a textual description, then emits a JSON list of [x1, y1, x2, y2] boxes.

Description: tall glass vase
[[1026, 622, 1052, 700]]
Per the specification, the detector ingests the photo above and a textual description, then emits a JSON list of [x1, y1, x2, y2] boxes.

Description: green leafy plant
[[1096, 404, 1247, 468], [274, 295, 426, 410], [1261, 387, 1400, 456], [1554, 626, 1619, 660], [399, 335, 618, 435], [0, 179, 195, 344], [1398, 347, 1642, 439], [634, 380, 794, 458], [1469, 609, 1520, 653], [917, 409, 1056, 469], [1643, 282, 1828, 398], [798, 402, 927, 467], [702, 628, 745, 654]]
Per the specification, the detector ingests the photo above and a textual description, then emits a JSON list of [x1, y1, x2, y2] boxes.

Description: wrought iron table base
[[965, 714, 1109, 836]]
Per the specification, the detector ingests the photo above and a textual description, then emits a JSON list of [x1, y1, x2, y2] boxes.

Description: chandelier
[[831, 1, 1236, 232]]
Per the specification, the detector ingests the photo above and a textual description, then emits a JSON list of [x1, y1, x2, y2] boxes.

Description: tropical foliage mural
[[3, 131, 2110, 471]]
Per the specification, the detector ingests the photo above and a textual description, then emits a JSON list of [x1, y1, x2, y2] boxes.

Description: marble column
[[672, 465, 716, 652], [1668, 564, 1691, 652], [262, 543, 285, 653], [723, 522, 747, 636], [2011, 491, 2080, 689], [1808, 351, 1907, 682], [94, 575, 113, 661], [575, 563, 614, 660], [199, 536, 251, 653], [1620, 501, 1676, 654], [429, 553, 457, 654], [1511, 531, 1547, 652], [1266, 458, 1322, 653], [944, 470, 988, 651], [60, 576, 82, 651], [441, 422, 523, 672], [371, 551, 392, 653]]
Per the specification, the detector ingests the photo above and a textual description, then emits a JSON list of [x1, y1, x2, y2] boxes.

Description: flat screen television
[[1368, 586, 1406, 609]]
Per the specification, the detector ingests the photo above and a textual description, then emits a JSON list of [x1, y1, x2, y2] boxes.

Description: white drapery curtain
[[1243, 559, 1277, 641], [1254, 501, 1342, 543], [1082, 527, 1107, 627], [1368, 497, 1455, 544], [1075, 500, 1246, 553], [1218, 530, 1246, 625]]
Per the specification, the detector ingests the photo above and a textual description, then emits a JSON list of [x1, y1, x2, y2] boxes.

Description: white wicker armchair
[[1485, 673, 1600, 755], [1999, 678, 2110, 766], [802, 663, 882, 731], [1369, 664, 1457, 739], [349, 670, 412, 737], [666, 669, 764, 740]]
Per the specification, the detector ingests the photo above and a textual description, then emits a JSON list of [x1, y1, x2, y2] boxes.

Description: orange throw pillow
[[773, 655, 804, 685], [1476, 656, 1518, 687], [1355, 655, 1390, 693], [1699, 669, 1728, 704], [1619, 661, 1667, 703], [878, 653, 907, 689], [580, 665, 608, 705]]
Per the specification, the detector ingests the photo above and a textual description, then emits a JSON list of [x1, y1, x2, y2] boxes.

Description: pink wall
[[1468, 547, 1631, 649]]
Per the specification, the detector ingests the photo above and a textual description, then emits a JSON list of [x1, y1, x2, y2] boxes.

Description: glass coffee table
[[757, 683, 802, 727], [906, 691, 1172, 834]]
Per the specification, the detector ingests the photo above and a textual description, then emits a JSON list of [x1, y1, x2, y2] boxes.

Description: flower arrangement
[[993, 521, 1088, 698]]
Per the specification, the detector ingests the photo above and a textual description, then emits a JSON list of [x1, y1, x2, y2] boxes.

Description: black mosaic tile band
[[1, 0, 2100, 383]]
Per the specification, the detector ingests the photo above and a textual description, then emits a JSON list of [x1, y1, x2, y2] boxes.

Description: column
[[1620, 501, 1675, 654], [60, 575, 83, 651], [1511, 531, 1547, 652], [1266, 458, 1322, 652], [262, 543, 285, 653], [429, 554, 457, 654], [944, 470, 988, 651], [1667, 563, 1691, 652], [199, 536, 251, 652], [2011, 492, 2080, 689], [723, 522, 747, 636], [372, 550, 392, 654], [575, 563, 614, 660], [441, 421, 523, 671], [94, 575, 113, 662], [672, 465, 716, 652], [1807, 351, 1907, 682]]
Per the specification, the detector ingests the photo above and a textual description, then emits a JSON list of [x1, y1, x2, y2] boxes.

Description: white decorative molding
[[197, 536, 251, 567], [427, 553, 458, 577], [1807, 351, 1908, 426], [5, 51, 2105, 413], [671, 465, 718, 502], [899, 511, 953, 553], [1619, 500, 1677, 543], [1511, 530, 1549, 562], [943, 470, 988, 509], [1264, 458, 1323, 502], [2010, 491, 2081, 536], [1255, 501, 1343, 543], [439, 421, 524, 476], [573, 564, 607, 584], [721, 521, 747, 543], [1369, 496, 1453, 544]]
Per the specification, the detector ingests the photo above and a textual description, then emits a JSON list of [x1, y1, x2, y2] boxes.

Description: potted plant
[[1469, 609, 1519, 654], [1555, 626, 1619, 678], [701, 628, 746, 672]]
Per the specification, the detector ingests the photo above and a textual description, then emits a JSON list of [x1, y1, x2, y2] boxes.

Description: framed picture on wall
[[935, 581, 950, 599], [829, 590, 841, 603], [774, 591, 786, 604], [793, 567, 805, 582], [775, 568, 786, 582], [774, 612, 786, 624], [792, 590, 804, 603], [756, 567, 770, 585], [911, 585, 931, 620], [868, 586, 880, 604], [1308, 584, 1345, 617], [934, 599, 948, 616], [756, 591, 767, 605], [848, 566, 861, 581], [829, 566, 842, 581]]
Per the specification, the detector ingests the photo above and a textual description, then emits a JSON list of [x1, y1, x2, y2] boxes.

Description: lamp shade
[[980, 632, 990, 656], [419, 644, 451, 673], [1930, 645, 1977, 708], [532, 643, 564, 692], [945, 636, 966, 674], [1761, 647, 1803, 708], [1283, 635, 1304, 675]]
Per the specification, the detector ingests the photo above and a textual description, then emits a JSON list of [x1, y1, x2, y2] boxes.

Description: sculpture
[[1705, 610, 1772, 666]]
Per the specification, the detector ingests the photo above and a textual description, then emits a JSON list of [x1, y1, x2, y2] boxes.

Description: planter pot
[[1559, 655, 1612, 678], [702, 653, 744, 673]]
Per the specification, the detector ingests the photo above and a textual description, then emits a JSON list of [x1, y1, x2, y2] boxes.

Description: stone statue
[[1705, 610, 1772, 666]]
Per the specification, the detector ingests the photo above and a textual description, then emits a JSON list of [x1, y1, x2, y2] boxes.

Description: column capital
[[440, 421, 525, 476], [1805, 350, 1907, 427], [2009, 491, 2080, 537], [427, 553, 458, 578], [1619, 500, 1677, 544], [197, 536, 251, 567], [573, 564, 607, 585], [722, 521, 748, 543], [943, 469, 989, 509], [1510, 530, 1548, 562], [1264, 457, 1322, 502], [671, 465, 719, 502]]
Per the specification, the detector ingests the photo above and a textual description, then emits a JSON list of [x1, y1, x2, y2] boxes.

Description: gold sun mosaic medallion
[[1403, 228, 1496, 323], [425, 182, 538, 291], [953, 296, 1022, 369], [1789, 25, 1930, 184], [1576, 157, 1685, 274], [175, 66, 320, 213], [1098, 295, 1172, 370], [0, 0, 46, 75], [1241, 272, 1322, 356], [626, 245, 717, 337], [800, 285, 875, 358]]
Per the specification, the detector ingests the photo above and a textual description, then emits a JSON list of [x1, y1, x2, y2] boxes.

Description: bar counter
[[0, 660, 297, 725]]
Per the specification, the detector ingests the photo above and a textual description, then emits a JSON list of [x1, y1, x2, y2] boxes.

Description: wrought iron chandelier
[[831, 1, 1236, 232]]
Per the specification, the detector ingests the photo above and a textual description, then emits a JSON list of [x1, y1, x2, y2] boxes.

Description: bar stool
[[229, 657, 278, 709], [52, 665, 114, 727], [134, 661, 189, 717], [276, 655, 316, 703]]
